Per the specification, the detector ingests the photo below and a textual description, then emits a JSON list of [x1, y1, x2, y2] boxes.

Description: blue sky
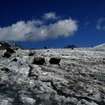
[[0, 0, 105, 48]]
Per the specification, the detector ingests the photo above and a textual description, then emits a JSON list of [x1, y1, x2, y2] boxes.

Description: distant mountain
[[94, 43, 105, 50]]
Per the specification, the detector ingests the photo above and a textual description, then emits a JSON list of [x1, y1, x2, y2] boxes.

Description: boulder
[[32, 57, 45, 65], [3, 48, 15, 58], [49, 57, 61, 65]]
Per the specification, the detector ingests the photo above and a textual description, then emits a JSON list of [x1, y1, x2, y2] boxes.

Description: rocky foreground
[[0, 42, 105, 105]]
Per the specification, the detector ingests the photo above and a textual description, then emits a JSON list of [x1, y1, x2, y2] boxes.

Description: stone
[[32, 57, 45, 65], [49, 57, 61, 65]]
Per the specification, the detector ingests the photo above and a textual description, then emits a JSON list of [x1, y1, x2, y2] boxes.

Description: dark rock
[[103, 58, 105, 64], [49, 57, 61, 65], [1, 67, 10, 73], [7, 48, 15, 54], [12, 58, 18, 62], [3, 48, 15, 58], [29, 52, 35, 56], [32, 57, 45, 65], [3, 52, 11, 58]]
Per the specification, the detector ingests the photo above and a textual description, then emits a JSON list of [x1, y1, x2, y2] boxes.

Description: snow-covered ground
[[0, 42, 105, 105]]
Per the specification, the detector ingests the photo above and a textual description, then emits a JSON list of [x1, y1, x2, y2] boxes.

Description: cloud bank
[[0, 12, 78, 41]]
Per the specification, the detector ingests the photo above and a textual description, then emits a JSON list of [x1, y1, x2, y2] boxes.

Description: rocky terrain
[[0, 42, 105, 105]]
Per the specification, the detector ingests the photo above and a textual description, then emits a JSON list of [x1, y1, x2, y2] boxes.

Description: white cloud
[[47, 19, 78, 37], [43, 12, 58, 20], [0, 13, 78, 41], [96, 18, 105, 31]]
